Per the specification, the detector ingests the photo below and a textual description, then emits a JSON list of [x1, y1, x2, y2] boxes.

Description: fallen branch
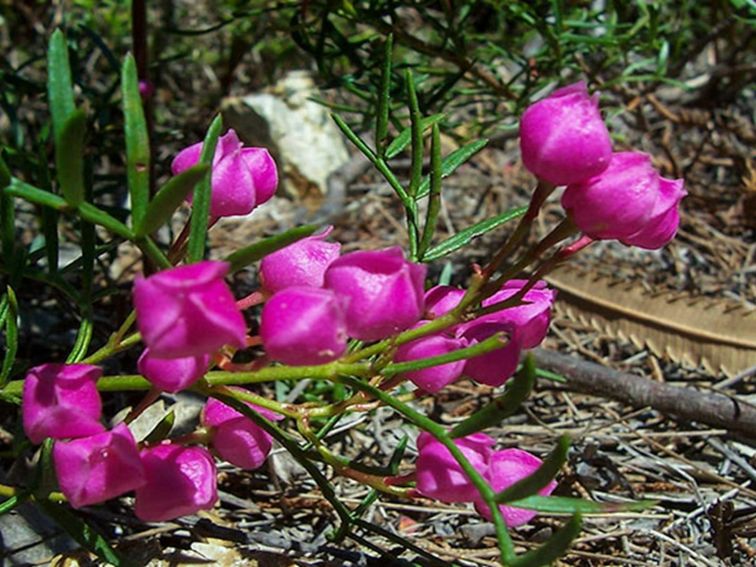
[[533, 348, 756, 442]]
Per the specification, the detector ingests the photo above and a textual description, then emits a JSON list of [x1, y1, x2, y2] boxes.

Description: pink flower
[[53, 423, 145, 508], [172, 129, 278, 218], [133, 261, 247, 359], [202, 393, 283, 428], [622, 177, 687, 249], [415, 432, 494, 503], [475, 449, 558, 527], [458, 321, 522, 387], [479, 280, 556, 349], [520, 81, 612, 186], [424, 285, 465, 319], [260, 287, 348, 365], [324, 247, 426, 341], [259, 226, 341, 293], [137, 349, 211, 393], [394, 325, 468, 393], [22, 364, 104, 444], [202, 395, 282, 470], [135, 444, 218, 522], [562, 152, 685, 247]]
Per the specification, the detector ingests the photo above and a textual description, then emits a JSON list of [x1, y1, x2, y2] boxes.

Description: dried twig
[[533, 348, 756, 441]]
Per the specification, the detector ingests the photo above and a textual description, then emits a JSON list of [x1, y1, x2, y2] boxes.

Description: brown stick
[[533, 348, 756, 441]]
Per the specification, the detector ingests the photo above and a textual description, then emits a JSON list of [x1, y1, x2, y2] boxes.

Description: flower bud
[[621, 177, 686, 249], [202, 395, 283, 471], [172, 129, 278, 218], [202, 393, 283, 428], [259, 226, 341, 293], [133, 261, 247, 359], [324, 247, 426, 341], [137, 349, 211, 393], [520, 82, 612, 186], [424, 285, 465, 319], [135, 444, 218, 522], [53, 423, 145, 508], [457, 321, 522, 387], [475, 449, 557, 527], [562, 152, 685, 246], [415, 432, 494, 503], [260, 287, 348, 365], [480, 280, 556, 349], [394, 326, 467, 393], [22, 364, 104, 444]]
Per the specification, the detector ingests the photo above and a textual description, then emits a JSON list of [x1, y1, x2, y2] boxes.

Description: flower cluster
[[260, 241, 426, 364], [415, 433, 556, 527], [16, 77, 687, 540], [520, 81, 686, 250]]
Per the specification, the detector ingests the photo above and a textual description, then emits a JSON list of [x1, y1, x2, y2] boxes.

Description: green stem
[[483, 180, 555, 278], [338, 376, 516, 564]]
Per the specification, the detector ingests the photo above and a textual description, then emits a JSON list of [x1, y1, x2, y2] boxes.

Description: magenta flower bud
[[394, 324, 468, 393], [621, 177, 686, 250], [458, 321, 522, 387], [202, 392, 283, 428], [562, 152, 684, 244], [415, 432, 494, 503], [475, 449, 558, 527], [259, 226, 341, 293], [135, 444, 218, 522], [324, 247, 426, 341], [259, 287, 348, 365], [480, 280, 556, 349], [202, 395, 282, 470], [172, 129, 278, 218], [133, 261, 247, 359], [520, 81, 612, 186], [53, 423, 145, 509], [137, 349, 211, 393], [22, 364, 104, 444], [212, 418, 272, 470], [424, 285, 465, 319]]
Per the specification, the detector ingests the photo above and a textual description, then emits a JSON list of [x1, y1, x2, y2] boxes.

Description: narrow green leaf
[[423, 205, 527, 262], [187, 114, 223, 263], [511, 515, 582, 567], [496, 435, 570, 503], [66, 317, 93, 364], [5, 178, 70, 212], [406, 70, 423, 199], [226, 224, 318, 272], [416, 139, 489, 199], [37, 499, 123, 566], [0, 494, 23, 515], [0, 287, 18, 386], [122, 54, 150, 228], [331, 113, 377, 162], [375, 34, 393, 158], [77, 202, 133, 239], [418, 123, 442, 259], [507, 495, 656, 514], [143, 409, 176, 443], [382, 333, 507, 376], [135, 164, 208, 237], [55, 109, 87, 206], [388, 434, 409, 475], [35, 143, 59, 274], [47, 29, 75, 141], [451, 352, 536, 438], [385, 113, 445, 159]]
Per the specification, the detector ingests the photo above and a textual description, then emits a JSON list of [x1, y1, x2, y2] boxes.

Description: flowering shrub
[[0, 28, 685, 567]]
